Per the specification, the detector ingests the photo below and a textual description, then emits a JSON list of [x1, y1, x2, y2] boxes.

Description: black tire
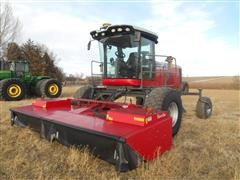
[[181, 81, 189, 94], [34, 79, 46, 97], [136, 97, 144, 105], [0, 79, 25, 101], [144, 87, 183, 136], [196, 96, 212, 119], [73, 85, 93, 99], [40, 79, 62, 98]]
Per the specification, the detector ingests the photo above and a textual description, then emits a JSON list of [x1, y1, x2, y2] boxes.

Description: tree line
[[0, 3, 67, 82], [6, 40, 65, 81]]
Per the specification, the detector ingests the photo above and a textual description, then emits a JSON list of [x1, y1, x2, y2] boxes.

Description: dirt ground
[[0, 86, 239, 179]]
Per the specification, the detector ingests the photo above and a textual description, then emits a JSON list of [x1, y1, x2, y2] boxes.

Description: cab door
[[140, 37, 156, 84]]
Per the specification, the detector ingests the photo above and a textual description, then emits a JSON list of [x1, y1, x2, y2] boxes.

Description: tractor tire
[[35, 79, 46, 97], [181, 81, 189, 94], [0, 79, 25, 101], [196, 96, 212, 119], [39, 79, 62, 98], [144, 87, 183, 136], [73, 85, 93, 99]]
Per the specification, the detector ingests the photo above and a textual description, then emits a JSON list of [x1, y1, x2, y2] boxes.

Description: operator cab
[[10, 61, 30, 78], [90, 24, 158, 86]]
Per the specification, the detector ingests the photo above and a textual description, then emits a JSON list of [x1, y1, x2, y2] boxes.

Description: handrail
[[147, 54, 177, 65]]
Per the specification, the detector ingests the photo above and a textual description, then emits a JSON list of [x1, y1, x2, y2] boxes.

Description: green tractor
[[0, 60, 62, 101]]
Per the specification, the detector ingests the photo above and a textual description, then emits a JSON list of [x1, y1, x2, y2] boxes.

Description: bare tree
[[0, 3, 21, 59]]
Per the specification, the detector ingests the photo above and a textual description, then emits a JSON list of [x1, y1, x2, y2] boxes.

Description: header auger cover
[[11, 98, 172, 171]]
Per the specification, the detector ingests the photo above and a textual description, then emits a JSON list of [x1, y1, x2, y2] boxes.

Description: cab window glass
[[141, 37, 155, 80]]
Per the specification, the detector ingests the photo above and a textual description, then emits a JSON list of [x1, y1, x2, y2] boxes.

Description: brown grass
[[0, 86, 240, 179]]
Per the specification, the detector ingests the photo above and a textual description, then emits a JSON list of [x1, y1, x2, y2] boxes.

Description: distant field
[[183, 76, 240, 89]]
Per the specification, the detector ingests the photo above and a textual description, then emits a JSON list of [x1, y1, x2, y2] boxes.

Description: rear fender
[[31, 76, 50, 86], [35, 76, 50, 81]]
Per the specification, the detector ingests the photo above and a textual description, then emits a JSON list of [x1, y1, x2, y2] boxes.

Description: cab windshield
[[99, 34, 155, 79], [10, 62, 29, 72]]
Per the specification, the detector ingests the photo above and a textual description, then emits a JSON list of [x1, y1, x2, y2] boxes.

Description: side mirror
[[87, 40, 91, 50], [134, 31, 141, 42]]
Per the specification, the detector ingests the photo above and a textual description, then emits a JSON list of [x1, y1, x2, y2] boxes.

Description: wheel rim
[[206, 104, 212, 115], [48, 83, 59, 96], [7, 84, 22, 98], [168, 102, 179, 127]]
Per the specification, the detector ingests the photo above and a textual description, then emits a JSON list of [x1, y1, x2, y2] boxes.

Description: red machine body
[[11, 98, 172, 170]]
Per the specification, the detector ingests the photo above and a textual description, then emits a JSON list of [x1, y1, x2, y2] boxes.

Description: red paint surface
[[106, 106, 159, 126], [103, 78, 141, 86], [126, 114, 172, 160], [32, 98, 71, 109], [13, 98, 172, 160]]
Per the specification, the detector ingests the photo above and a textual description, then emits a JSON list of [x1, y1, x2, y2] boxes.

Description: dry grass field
[[183, 76, 240, 90], [0, 85, 239, 179]]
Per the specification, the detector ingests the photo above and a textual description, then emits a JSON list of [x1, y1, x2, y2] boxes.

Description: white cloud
[[12, 3, 102, 76], [142, 1, 239, 76]]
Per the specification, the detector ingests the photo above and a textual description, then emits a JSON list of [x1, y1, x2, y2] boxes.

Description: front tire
[[0, 79, 25, 101], [40, 79, 62, 98], [144, 87, 183, 136]]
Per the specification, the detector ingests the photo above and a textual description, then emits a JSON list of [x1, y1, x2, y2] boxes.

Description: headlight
[[111, 29, 116, 32], [101, 32, 105, 36], [125, 27, 130, 31], [95, 33, 98, 36], [117, 28, 122, 32]]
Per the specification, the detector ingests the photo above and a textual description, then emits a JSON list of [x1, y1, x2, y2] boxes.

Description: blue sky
[[12, 1, 239, 76]]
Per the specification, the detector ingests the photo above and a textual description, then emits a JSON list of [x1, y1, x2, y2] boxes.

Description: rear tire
[[196, 96, 212, 119], [35, 79, 46, 97], [136, 97, 144, 105], [73, 85, 93, 99], [0, 79, 25, 101], [144, 87, 183, 136], [40, 79, 62, 98]]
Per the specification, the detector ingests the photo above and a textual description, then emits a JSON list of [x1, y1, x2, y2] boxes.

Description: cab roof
[[90, 24, 158, 43]]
